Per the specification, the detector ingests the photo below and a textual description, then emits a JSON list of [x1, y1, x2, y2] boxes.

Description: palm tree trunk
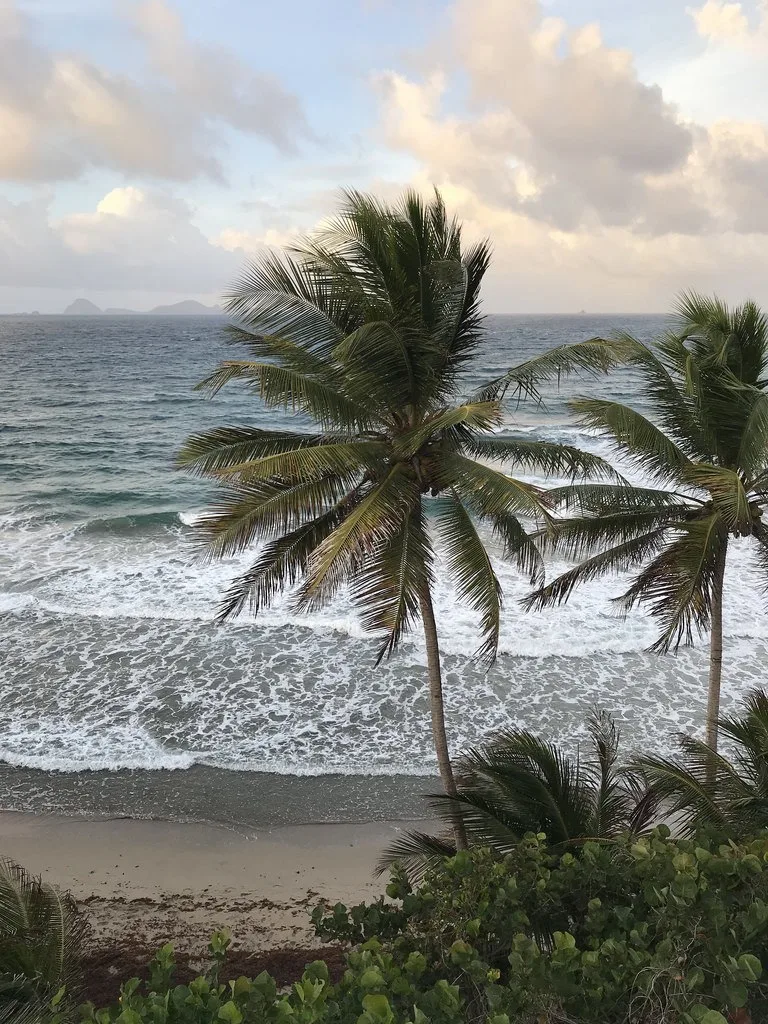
[[418, 581, 468, 851], [706, 541, 727, 752]]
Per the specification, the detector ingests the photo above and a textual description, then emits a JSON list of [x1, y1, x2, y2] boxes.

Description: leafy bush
[[84, 829, 768, 1023], [315, 828, 768, 1023]]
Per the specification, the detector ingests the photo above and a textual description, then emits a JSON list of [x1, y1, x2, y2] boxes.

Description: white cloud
[[687, 0, 768, 46], [369, 0, 768, 310], [378, 0, 706, 234], [0, 0, 309, 183], [0, 187, 241, 292], [689, 0, 752, 41], [212, 227, 299, 253]]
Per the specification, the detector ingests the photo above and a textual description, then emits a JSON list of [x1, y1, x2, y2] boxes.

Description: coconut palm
[[379, 711, 657, 879], [178, 190, 614, 834], [638, 689, 768, 839], [524, 294, 768, 751], [0, 858, 86, 1019]]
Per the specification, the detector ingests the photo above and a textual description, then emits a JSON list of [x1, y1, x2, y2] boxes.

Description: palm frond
[[545, 483, 684, 515], [463, 436, 621, 482], [297, 464, 419, 610], [194, 361, 371, 430], [195, 473, 360, 560], [333, 320, 416, 412], [215, 497, 358, 619], [376, 830, 456, 881], [616, 514, 728, 652], [445, 454, 550, 521], [224, 250, 359, 353], [488, 511, 544, 586], [0, 859, 86, 1007], [524, 526, 671, 611], [538, 507, 689, 560], [737, 389, 768, 480], [187, 439, 385, 485], [433, 494, 502, 663], [569, 398, 694, 485], [353, 503, 433, 660], [396, 402, 503, 459], [474, 335, 631, 403], [178, 426, 352, 475], [683, 464, 752, 534], [585, 711, 635, 840]]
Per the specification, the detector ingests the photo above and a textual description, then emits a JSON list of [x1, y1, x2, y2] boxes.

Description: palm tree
[[0, 858, 86, 1018], [178, 190, 612, 835], [379, 711, 656, 879], [638, 689, 768, 839], [524, 294, 768, 751]]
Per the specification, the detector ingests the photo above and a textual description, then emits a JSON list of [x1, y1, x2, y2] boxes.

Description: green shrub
[[84, 829, 768, 1022], [316, 828, 768, 1022]]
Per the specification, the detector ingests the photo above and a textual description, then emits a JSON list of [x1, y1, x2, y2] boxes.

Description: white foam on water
[[3, 384, 768, 775], [178, 509, 204, 527], [1, 604, 766, 775]]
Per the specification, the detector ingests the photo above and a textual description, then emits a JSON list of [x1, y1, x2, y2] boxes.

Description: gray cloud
[[0, 0, 310, 183]]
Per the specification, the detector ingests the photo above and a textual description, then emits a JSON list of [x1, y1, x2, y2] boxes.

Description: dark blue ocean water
[[1, 314, 766, 818]]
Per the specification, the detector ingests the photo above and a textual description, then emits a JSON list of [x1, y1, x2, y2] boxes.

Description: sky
[[3, 0, 768, 313]]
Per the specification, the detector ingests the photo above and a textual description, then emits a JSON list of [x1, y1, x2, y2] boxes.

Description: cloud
[[366, 0, 768, 310], [688, 0, 768, 47], [130, 1, 310, 154], [377, 0, 708, 234], [0, 0, 309, 183], [376, 0, 768, 240], [0, 186, 243, 292]]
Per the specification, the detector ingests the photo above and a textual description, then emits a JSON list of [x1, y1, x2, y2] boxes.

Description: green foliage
[[0, 857, 87, 1022], [86, 832, 768, 1022], [315, 831, 768, 1022], [377, 711, 657, 879], [178, 188, 612, 662], [640, 688, 768, 839], [525, 292, 768, 659]]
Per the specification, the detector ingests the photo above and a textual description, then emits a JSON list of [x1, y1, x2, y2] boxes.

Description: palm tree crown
[[178, 189, 610, 804], [526, 294, 768, 748], [639, 689, 768, 839], [380, 711, 656, 880]]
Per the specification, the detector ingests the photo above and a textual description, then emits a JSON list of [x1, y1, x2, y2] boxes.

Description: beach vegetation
[[523, 293, 768, 751], [82, 829, 768, 1023], [178, 189, 612, 829], [0, 857, 86, 1022], [377, 710, 657, 879], [640, 688, 768, 841]]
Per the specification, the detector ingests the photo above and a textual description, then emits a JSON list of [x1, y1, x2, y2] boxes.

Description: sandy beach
[[0, 812, 425, 960]]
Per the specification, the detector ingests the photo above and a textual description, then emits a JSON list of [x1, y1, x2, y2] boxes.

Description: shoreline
[[0, 763, 438, 830], [0, 810, 430, 957]]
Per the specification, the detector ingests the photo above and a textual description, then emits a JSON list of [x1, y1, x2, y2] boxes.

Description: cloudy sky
[[2, 0, 768, 313]]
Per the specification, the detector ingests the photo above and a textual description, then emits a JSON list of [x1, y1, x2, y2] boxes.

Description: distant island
[[62, 298, 222, 316]]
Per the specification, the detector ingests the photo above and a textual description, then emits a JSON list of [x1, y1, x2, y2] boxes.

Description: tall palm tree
[[524, 294, 768, 751], [178, 190, 612, 832], [379, 711, 657, 880], [639, 689, 768, 839]]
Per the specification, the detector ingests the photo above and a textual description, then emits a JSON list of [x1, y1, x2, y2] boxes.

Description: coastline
[[0, 764, 438, 828], [0, 811, 429, 957]]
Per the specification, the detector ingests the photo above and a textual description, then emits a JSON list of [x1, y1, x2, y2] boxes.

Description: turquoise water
[[1, 313, 767, 822]]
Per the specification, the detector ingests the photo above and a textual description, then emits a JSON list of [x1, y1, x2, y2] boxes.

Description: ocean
[[2, 314, 767, 828]]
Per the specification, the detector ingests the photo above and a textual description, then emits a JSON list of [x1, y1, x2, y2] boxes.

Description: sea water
[[1, 314, 766, 825]]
